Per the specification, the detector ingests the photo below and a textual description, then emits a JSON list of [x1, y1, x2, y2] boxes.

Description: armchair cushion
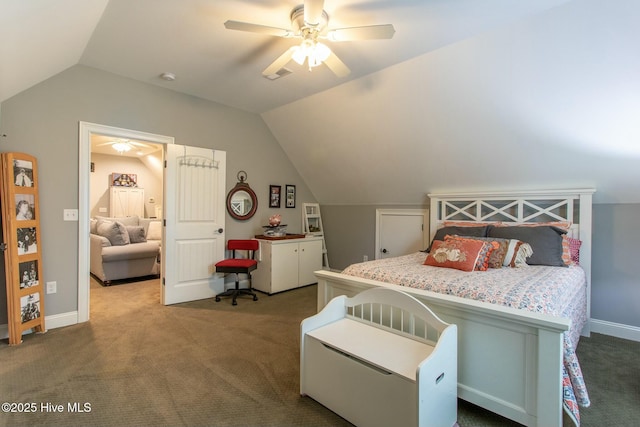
[[101, 241, 160, 263]]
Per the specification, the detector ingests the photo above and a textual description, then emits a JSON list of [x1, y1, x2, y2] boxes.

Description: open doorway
[[78, 122, 174, 323], [88, 134, 164, 294]]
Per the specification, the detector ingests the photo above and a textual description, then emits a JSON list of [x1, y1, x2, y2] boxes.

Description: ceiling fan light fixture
[[291, 44, 307, 65], [112, 142, 132, 153], [292, 40, 332, 69]]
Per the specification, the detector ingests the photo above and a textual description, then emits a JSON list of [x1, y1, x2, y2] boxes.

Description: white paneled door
[[375, 209, 429, 260], [162, 145, 226, 305]]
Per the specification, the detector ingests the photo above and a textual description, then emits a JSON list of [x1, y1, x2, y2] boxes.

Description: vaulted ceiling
[[2, 0, 570, 113], [2, 0, 639, 205]]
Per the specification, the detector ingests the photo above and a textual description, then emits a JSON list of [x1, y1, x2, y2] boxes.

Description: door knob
[[217, 228, 223, 234]]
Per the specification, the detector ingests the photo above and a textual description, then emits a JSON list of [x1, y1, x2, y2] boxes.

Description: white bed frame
[[315, 189, 595, 427]]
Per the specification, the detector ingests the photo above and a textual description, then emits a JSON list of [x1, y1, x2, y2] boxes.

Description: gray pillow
[[96, 220, 130, 246], [126, 226, 147, 244], [428, 226, 488, 252], [95, 215, 139, 227], [487, 225, 566, 267]]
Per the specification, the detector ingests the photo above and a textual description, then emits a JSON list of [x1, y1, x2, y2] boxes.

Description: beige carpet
[[1, 277, 638, 426]]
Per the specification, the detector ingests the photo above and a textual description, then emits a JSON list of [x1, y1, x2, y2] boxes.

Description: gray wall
[[591, 204, 640, 327], [323, 203, 640, 329], [322, 204, 426, 271], [0, 64, 316, 321]]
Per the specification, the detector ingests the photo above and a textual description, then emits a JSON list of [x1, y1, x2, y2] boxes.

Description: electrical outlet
[[363, 255, 368, 262], [99, 207, 108, 213], [46, 281, 57, 294]]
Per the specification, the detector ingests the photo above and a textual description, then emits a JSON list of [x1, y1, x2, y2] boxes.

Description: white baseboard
[[4, 314, 638, 343], [0, 311, 79, 340], [590, 318, 640, 342]]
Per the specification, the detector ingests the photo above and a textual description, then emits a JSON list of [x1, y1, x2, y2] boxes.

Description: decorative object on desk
[[269, 185, 281, 208], [263, 223, 287, 237], [111, 173, 137, 187], [268, 214, 281, 226], [226, 170, 257, 220], [285, 184, 296, 208]]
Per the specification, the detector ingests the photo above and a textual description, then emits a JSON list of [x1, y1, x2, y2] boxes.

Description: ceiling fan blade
[[304, 0, 325, 26], [262, 47, 297, 76], [323, 51, 351, 78], [224, 20, 292, 37], [129, 141, 153, 149], [327, 24, 395, 41]]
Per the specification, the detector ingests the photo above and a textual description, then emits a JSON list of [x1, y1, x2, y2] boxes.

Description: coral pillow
[[445, 235, 506, 269], [424, 239, 492, 272]]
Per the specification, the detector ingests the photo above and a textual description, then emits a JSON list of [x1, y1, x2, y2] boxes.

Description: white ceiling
[[1, 0, 572, 114], [91, 134, 162, 157]]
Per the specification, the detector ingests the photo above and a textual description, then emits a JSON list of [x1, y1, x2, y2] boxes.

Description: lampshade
[[292, 40, 332, 69]]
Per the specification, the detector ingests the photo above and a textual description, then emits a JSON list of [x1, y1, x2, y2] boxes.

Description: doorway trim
[[78, 122, 174, 323]]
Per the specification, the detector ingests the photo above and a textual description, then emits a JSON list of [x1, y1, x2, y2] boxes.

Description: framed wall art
[[111, 172, 137, 187], [269, 185, 281, 208], [285, 185, 296, 208]]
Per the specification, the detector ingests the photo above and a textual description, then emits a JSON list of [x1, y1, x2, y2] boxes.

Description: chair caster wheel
[[215, 297, 220, 302], [232, 300, 238, 306], [253, 296, 258, 301]]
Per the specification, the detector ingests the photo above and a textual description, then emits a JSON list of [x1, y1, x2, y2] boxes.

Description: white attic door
[[162, 144, 226, 305], [376, 209, 429, 259]]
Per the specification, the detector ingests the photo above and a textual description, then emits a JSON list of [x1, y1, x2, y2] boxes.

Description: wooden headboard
[[428, 188, 596, 331]]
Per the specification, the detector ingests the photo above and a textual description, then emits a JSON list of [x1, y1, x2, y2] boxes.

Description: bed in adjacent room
[[314, 189, 595, 427]]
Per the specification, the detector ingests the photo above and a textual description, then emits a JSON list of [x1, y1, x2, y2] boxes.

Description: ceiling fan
[[224, 0, 395, 78]]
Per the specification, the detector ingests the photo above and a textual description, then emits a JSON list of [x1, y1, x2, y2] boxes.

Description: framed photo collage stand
[[1, 152, 45, 345]]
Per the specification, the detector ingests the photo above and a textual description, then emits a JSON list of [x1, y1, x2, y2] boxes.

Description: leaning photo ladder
[[1, 152, 46, 345]]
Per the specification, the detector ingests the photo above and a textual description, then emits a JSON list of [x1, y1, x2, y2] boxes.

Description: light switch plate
[[63, 209, 78, 221], [46, 281, 57, 294]]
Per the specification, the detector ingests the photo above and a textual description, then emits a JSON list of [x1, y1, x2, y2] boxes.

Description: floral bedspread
[[342, 252, 591, 425]]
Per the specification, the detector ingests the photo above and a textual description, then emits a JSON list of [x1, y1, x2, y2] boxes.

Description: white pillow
[[146, 221, 162, 240]]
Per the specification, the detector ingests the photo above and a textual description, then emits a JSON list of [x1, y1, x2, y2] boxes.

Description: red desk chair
[[215, 239, 259, 306]]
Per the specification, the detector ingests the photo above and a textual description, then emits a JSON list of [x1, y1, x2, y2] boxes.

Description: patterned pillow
[[567, 237, 582, 265], [443, 221, 500, 227], [503, 240, 533, 267], [444, 235, 501, 270], [424, 239, 493, 272], [495, 221, 572, 230], [446, 235, 508, 268]]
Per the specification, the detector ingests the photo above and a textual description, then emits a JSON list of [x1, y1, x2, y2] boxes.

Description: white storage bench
[[301, 287, 458, 427]]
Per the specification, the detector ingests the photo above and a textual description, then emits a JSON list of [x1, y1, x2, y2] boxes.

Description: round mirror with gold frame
[[227, 171, 257, 220]]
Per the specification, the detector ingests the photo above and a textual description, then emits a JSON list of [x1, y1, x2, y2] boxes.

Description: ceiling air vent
[[264, 68, 292, 81]]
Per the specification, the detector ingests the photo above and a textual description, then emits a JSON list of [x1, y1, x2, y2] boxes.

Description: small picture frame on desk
[[269, 185, 281, 208], [285, 185, 296, 208]]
